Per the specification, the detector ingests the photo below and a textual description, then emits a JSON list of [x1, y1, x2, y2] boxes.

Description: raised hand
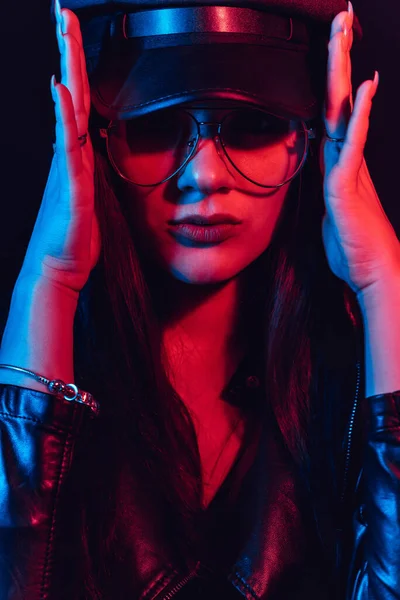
[[19, 0, 101, 295], [321, 1, 400, 299]]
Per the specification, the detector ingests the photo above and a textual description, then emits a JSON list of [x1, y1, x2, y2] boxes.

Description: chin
[[164, 252, 250, 285], [169, 268, 235, 285]]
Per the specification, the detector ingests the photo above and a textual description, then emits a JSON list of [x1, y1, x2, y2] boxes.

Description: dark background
[[0, 1, 399, 328]]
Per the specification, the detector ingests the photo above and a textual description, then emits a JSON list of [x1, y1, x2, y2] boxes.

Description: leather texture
[[0, 382, 400, 599]]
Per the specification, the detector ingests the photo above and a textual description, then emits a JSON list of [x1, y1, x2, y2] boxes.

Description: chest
[[193, 407, 247, 510]]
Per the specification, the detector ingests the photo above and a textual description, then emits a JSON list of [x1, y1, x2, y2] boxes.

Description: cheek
[[244, 197, 285, 251]]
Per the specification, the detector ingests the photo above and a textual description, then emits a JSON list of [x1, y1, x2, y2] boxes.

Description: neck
[[145, 259, 266, 409], [163, 275, 246, 359]]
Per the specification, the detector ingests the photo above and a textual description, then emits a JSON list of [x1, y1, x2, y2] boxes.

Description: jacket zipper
[[340, 358, 361, 506], [153, 564, 201, 600], [335, 357, 361, 578]]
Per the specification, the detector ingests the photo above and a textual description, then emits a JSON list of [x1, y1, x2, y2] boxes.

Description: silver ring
[[78, 132, 88, 147]]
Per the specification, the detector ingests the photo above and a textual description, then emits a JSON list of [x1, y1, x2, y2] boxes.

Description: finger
[[324, 6, 354, 139], [346, 5, 354, 111], [347, 40, 354, 112], [55, 7, 87, 137], [62, 8, 91, 119], [80, 34, 91, 118], [55, 2, 93, 171], [52, 76, 84, 185], [359, 158, 393, 226], [336, 73, 379, 180]]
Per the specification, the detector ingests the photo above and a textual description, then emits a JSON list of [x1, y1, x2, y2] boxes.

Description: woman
[[0, 0, 399, 598]]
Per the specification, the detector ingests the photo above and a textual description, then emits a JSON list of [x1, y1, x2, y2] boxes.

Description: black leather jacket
[[1, 355, 400, 600]]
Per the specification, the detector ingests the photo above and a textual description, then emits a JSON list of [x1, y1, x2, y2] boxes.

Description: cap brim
[[91, 42, 321, 122]]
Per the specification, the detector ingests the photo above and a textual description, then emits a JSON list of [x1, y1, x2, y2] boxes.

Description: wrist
[[357, 271, 400, 318], [356, 272, 400, 398], [0, 273, 78, 387], [15, 271, 80, 304]]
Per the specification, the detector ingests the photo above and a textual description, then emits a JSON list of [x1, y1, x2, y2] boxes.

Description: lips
[[168, 213, 242, 226], [167, 214, 242, 245]]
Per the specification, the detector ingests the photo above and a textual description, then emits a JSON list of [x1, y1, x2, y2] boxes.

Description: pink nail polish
[[372, 70, 380, 91], [348, 1, 354, 16], [347, 1, 354, 28]]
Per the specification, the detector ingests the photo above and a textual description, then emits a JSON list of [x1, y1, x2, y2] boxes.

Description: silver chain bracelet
[[0, 364, 100, 417]]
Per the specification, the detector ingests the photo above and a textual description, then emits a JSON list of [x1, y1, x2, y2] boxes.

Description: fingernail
[[348, 1, 354, 17], [54, 0, 60, 19], [347, 1, 354, 27], [55, 0, 67, 34], [50, 74, 57, 101], [371, 70, 380, 96]]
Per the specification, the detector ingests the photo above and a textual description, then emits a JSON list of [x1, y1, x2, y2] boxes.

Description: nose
[[176, 125, 237, 195]]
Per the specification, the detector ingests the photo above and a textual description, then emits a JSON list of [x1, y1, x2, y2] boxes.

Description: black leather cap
[[53, 1, 363, 121]]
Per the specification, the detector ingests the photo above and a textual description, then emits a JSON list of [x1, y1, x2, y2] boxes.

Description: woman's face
[[118, 99, 297, 284]]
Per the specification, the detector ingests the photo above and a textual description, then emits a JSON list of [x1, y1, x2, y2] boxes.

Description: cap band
[[118, 7, 309, 45]]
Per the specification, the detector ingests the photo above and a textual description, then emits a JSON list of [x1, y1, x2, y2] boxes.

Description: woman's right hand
[[19, 0, 101, 295]]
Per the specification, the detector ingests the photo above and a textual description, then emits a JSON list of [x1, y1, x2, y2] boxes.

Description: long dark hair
[[64, 101, 364, 597]]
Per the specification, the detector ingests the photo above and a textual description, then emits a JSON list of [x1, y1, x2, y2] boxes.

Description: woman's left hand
[[321, 1, 400, 299]]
